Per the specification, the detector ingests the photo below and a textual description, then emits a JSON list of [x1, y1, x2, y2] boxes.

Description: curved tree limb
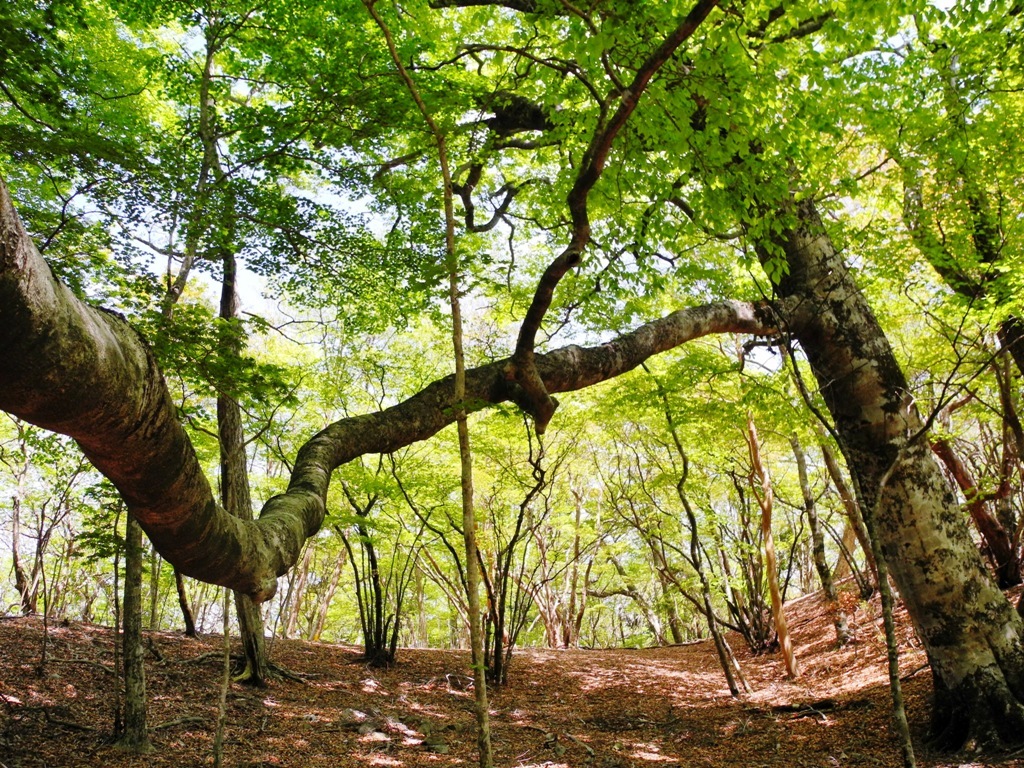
[[0, 176, 778, 600], [430, 0, 538, 10], [511, 0, 720, 432]]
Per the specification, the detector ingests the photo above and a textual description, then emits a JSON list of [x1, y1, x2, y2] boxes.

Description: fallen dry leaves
[[2, 588, 1023, 767]]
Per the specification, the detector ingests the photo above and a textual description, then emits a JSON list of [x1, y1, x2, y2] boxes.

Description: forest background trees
[[1, 0, 1023, 760]]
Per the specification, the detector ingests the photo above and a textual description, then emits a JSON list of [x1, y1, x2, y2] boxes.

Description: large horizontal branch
[[0, 176, 779, 600], [430, 0, 538, 10]]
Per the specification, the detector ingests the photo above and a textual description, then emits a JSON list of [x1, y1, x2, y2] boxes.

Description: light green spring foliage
[[0, 0, 1021, 647]]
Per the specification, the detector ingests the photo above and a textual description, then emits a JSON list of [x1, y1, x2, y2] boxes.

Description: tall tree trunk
[[284, 544, 315, 639], [830, 520, 859, 582], [148, 548, 161, 630], [116, 516, 153, 753], [174, 569, 197, 637], [12, 494, 34, 615], [456, 380, 492, 768], [769, 197, 1024, 749], [362, 3, 493, 759], [311, 550, 346, 642], [218, 249, 268, 687], [790, 434, 852, 646], [745, 414, 799, 679]]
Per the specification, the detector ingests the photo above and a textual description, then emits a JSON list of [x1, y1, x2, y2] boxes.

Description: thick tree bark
[[218, 248, 269, 686], [116, 516, 153, 753], [0, 175, 778, 600], [770, 198, 1024, 749]]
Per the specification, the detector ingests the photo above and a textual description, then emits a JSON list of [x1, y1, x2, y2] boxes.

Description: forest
[[0, 0, 1022, 766]]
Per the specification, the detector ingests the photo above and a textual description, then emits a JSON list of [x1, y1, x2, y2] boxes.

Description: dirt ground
[[2, 590, 1022, 768]]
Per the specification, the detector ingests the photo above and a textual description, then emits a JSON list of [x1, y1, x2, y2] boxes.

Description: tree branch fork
[[0, 175, 778, 600]]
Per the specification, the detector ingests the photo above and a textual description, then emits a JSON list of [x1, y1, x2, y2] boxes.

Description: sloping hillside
[[0, 590, 1019, 767]]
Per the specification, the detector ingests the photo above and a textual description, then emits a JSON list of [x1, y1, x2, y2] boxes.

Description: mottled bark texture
[[0, 176, 778, 600], [218, 247, 269, 686], [770, 198, 1024, 749], [116, 516, 153, 753]]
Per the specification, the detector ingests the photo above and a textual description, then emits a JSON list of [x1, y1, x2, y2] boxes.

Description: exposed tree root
[[232, 659, 305, 685], [930, 669, 1024, 752]]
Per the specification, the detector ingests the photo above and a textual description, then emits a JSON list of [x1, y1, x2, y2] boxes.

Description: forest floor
[[2, 588, 1023, 768]]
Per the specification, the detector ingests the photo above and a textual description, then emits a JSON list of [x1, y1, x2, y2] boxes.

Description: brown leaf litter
[[2, 589, 1023, 767]]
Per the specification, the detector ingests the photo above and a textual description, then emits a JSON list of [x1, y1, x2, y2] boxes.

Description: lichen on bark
[[767, 197, 1024, 750]]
